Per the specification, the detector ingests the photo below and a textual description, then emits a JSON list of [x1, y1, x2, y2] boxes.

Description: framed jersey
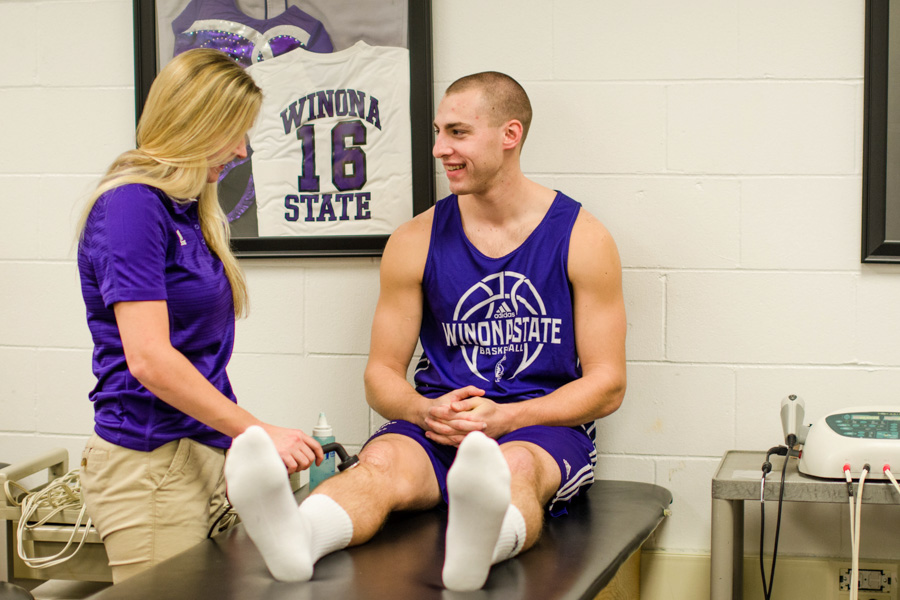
[[133, 0, 434, 257]]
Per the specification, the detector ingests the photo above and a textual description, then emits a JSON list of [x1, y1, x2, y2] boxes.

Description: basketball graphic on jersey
[[444, 271, 563, 382]]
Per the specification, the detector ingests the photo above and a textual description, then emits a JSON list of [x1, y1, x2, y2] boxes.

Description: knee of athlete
[[358, 439, 419, 496], [357, 439, 402, 478], [501, 444, 543, 481]]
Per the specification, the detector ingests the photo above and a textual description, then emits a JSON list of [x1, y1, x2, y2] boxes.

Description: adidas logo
[[493, 302, 515, 319]]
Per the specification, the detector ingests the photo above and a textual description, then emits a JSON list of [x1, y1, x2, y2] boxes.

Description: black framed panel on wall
[[133, 0, 435, 258], [863, 0, 900, 262]]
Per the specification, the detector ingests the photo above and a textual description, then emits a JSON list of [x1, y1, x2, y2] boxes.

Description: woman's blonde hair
[[78, 48, 262, 317]]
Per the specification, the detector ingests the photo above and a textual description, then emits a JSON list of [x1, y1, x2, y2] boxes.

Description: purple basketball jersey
[[415, 193, 584, 409]]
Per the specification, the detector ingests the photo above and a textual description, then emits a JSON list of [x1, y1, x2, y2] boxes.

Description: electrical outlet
[[840, 569, 891, 592], [837, 563, 899, 600]]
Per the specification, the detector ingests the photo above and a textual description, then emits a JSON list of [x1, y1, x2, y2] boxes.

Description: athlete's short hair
[[445, 72, 533, 148]]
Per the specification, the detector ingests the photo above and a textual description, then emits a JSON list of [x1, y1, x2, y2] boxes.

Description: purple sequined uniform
[[172, 0, 333, 67]]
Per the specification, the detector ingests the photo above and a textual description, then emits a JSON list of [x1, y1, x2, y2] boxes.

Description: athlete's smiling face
[[432, 89, 507, 197]]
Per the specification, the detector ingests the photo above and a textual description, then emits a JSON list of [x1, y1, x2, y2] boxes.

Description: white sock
[[224, 426, 314, 581], [491, 504, 526, 564], [442, 431, 511, 592], [298, 493, 353, 563]]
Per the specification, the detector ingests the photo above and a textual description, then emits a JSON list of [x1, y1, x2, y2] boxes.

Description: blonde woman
[[76, 48, 323, 582]]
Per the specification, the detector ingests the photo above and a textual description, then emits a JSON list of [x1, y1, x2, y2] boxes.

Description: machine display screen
[[825, 411, 900, 439]]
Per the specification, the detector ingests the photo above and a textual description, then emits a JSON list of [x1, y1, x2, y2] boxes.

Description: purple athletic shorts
[[366, 420, 596, 516]]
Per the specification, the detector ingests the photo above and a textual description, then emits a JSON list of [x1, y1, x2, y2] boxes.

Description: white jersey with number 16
[[247, 41, 412, 238]]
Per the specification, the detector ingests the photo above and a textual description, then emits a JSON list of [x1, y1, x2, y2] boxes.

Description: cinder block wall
[[1, 0, 895, 569]]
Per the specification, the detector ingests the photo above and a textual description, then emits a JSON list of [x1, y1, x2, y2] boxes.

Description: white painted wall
[[1, 0, 895, 572]]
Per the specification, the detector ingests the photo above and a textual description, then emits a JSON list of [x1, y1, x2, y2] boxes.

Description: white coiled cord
[[4, 469, 93, 569]]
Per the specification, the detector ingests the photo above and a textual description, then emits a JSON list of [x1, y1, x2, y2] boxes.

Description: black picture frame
[[862, 0, 900, 262], [132, 0, 435, 258]]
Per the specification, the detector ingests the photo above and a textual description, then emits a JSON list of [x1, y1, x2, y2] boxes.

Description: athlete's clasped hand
[[424, 386, 516, 446]]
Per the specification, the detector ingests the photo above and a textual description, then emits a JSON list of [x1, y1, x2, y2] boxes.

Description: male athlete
[[224, 72, 627, 591]]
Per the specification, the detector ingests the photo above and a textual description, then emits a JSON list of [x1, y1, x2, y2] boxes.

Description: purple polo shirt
[[78, 184, 235, 451]]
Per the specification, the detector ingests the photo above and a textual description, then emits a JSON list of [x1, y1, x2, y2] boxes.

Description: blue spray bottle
[[309, 412, 335, 490]]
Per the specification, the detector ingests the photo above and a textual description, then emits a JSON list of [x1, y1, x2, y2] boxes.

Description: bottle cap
[[312, 412, 332, 437]]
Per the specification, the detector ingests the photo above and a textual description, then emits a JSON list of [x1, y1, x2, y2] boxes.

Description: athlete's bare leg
[[314, 433, 443, 546], [501, 440, 560, 550]]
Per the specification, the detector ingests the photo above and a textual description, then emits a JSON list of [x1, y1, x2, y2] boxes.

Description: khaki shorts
[[79, 434, 227, 583]]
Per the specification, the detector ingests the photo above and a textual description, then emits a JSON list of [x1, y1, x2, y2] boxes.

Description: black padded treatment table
[[87, 480, 672, 600]]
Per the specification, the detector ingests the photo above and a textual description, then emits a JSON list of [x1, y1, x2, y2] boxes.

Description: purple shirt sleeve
[[93, 185, 169, 307]]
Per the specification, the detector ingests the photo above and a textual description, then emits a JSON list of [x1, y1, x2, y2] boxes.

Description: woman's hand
[[257, 424, 324, 473]]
